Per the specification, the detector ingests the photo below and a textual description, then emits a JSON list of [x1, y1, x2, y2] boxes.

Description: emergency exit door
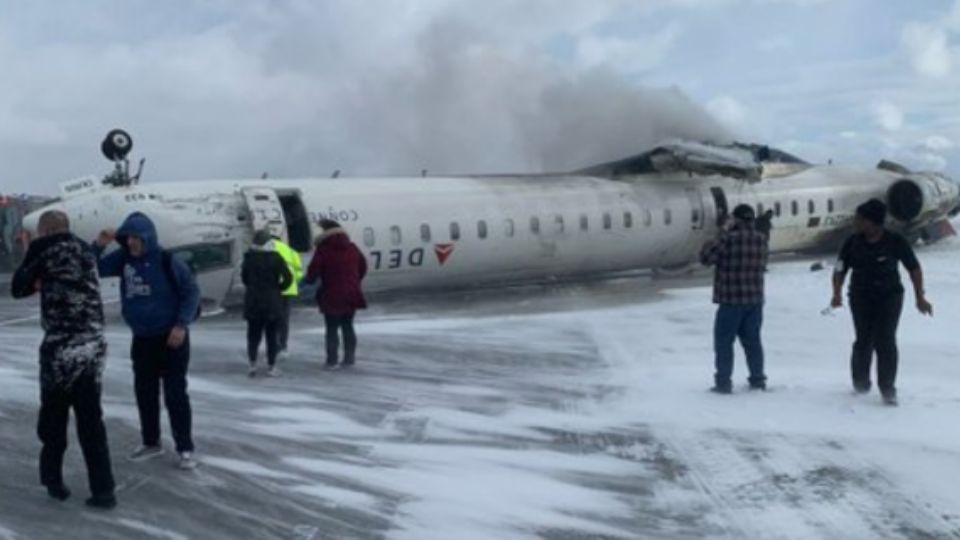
[[685, 187, 706, 230], [241, 187, 289, 243]]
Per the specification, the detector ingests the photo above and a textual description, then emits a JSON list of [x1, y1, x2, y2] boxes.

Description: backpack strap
[[161, 250, 179, 292]]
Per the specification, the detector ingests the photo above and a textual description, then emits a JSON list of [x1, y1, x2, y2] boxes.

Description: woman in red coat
[[304, 220, 368, 368]]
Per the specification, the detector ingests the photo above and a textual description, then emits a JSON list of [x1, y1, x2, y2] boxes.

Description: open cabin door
[[241, 187, 288, 243]]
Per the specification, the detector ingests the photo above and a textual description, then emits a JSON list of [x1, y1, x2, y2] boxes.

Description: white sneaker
[[178, 452, 198, 470], [128, 445, 164, 462], [277, 350, 289, 361], [267, 366, 280, 377], [248, 363, 258, 378]]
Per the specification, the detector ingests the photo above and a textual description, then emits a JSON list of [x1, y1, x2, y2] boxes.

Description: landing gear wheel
[[101, 129, 133, 161]]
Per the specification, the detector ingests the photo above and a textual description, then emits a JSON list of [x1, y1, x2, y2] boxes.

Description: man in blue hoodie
[[93, 212, 201, 470]]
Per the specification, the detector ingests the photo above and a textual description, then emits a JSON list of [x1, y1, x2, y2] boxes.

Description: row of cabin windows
[[363, 199, 838, 247], [363, 209, 675, 247], [757, 198, 835, 219]]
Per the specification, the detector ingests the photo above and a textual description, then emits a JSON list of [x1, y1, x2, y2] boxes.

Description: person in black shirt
[[831, 199, 933, 406]]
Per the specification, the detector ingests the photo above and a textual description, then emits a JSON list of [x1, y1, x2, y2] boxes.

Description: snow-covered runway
[[1, 245, 959, 539]]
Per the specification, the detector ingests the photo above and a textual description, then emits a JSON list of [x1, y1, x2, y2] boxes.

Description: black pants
[[277, 297, 292, 351], [850, 292, 904, 394], [37, 372, 115, 496], [324, 313, 356, 366], [131, 333, 194, 453], [247, 318, 280, 366]]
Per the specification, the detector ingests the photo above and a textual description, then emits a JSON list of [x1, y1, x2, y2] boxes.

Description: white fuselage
[[24, 163, 959, 308]]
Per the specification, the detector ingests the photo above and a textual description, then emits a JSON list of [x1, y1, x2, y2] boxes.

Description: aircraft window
[[420, 224, 431, 243], [828, 199, 835, 213], [450, 222, 461, 241], [602, 213, 612, 230], [580, 214, 589, 231], [363, 227, 375, 247], [390, 226, 402, 246], [791, 201, 799, 216], [478, 220, 488, 239], [644, 210, 652, 227], [808, 200, 815, 215], [530, 217, 540, 234], [168, 241, 233, 274], [664, 209, 672, 225], [623, 211, 633, 228], [504, 219, 515, 238], [554, 215, 564, 233], [692, 208, 700, 223], [774, 202, 782, 217], [757, 203, 764, 216]]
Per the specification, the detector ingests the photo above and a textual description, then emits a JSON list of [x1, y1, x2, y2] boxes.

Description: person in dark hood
[[242, 230, 293, 377], [831, 199, 932, 406], [700, 204, 770, 394], [756, 209, 774, 237], [93, 212, 201, 469], [303, 219, 368, 368], [11, 210, 117, 509]]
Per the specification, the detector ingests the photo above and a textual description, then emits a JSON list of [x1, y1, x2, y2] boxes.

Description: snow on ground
[[1, 241, 960, 539]]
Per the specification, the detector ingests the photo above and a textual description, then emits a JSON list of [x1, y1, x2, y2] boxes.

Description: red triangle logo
[[434, 243, 455, 266]]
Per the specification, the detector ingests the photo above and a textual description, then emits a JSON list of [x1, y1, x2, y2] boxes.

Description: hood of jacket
[[317, 228, 351, 250], [115, 212, 160, 256]]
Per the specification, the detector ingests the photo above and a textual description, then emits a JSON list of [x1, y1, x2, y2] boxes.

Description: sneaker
[[128, 444, 163, 462], [248, 363, 258, 378], [277, 350, 289, 361], [46, 484, 71, 501], [178, 452, 198, 470], [710, 385, 732, 395], [881, 392, 898, 407], [85, 493, 117, 510], [267, 366, 280, 377], [853, 382, 871, 394], [323, 362, 339, 370]]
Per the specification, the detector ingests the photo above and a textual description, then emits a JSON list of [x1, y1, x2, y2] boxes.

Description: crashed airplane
[[22, 131, 960, 311]]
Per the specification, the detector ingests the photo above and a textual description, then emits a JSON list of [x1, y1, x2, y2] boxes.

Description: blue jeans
[[714, 304, 765, 388]]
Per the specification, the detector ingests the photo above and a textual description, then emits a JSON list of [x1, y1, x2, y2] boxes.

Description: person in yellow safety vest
[[272, 236, 303, 358]]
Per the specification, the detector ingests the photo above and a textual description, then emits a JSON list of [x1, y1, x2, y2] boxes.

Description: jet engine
[[886, 173, 958, 224]]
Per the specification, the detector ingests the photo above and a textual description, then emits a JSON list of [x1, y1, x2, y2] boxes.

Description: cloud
[[946, 0, 960, 31], [574, 24, 683, 74], [872, 101, 905, 132], [757, 36, 794, 53], [922, 135, 955, 152], [901, 22, 952, 78]]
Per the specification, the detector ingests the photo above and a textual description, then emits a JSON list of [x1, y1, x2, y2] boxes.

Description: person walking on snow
[[271, 235, 303, 359], [242, 230, 293, 377], [303, 219, 367, 368], [831, 199, 932, 406], [700, 204, 770, 394], [93, 212, 201, 469], [11, 210, 117, 509]]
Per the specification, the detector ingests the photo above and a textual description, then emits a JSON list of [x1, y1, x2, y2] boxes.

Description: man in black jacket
[[242, 230, 293, 377], [11, 210, 117, 509], [831, 199, 933, 406]]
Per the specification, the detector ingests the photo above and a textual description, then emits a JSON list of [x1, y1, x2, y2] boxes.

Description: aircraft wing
[[579, 140, 766, 183]]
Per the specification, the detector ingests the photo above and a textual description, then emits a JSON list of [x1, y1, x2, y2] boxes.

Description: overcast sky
[[1, 0, 958, 194]]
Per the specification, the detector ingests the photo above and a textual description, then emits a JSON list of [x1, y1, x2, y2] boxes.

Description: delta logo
[[434, 243, 455, 266]]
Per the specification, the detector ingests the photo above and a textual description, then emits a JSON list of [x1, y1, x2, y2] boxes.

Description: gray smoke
[[325, 17, 733, 176]]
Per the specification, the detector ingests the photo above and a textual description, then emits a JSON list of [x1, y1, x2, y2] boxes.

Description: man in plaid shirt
[[700, 204, 770, 393]]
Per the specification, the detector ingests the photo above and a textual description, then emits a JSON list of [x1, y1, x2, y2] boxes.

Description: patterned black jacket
[[11, 233, 107, 390]]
